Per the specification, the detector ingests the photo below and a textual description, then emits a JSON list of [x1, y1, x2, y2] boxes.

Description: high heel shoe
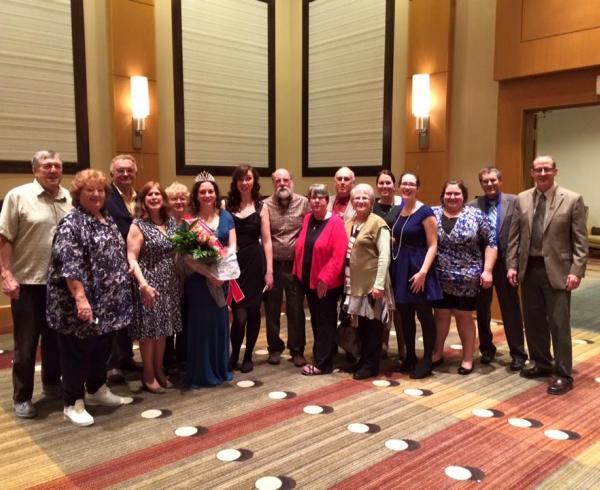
[[158, 378, 174, 389], [457, 365, 473, 375], [142, 382, 166, 394], [432, 357, 445, 368], [240, 360, 254, 373]]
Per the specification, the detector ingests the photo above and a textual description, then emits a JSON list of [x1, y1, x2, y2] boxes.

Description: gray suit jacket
[[469, 193, 517, 267], [506, 185, 588, 290]]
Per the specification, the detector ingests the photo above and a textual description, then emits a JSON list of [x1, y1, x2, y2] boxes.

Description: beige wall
[[448, 0, 498, 196], [156, 0, 408, 196]]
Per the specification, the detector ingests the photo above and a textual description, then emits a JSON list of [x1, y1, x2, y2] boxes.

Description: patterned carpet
[[1, 265, 600, 489]]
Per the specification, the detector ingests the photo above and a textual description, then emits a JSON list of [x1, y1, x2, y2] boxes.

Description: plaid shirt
[[264, 193, 310, 261]]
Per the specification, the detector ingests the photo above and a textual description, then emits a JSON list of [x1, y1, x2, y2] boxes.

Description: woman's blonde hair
[[165, 181, 189, 199]]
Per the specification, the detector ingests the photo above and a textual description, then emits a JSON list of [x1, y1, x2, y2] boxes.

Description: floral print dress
[[432, 205, 497, 298], [130, 217, 182, 340]]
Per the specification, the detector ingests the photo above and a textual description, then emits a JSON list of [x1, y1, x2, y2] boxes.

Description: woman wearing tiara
[[183, 172, 236, 387], [226, 165, 273, 373], [390, 173, 442, 379]]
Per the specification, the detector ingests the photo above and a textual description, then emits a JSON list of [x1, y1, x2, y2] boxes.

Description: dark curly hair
[[226, 165, 261, 213]]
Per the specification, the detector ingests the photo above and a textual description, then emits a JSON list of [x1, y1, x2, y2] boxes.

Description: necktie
[[530, 194, 546, 250], [488, 202, 497, 240]]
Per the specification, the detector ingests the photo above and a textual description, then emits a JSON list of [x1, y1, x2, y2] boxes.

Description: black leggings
[[230, 305, 261, 363], [398, 300, 436, 363]]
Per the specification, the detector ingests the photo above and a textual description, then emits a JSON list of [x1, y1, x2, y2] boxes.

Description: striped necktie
[[488, 201, 497, 239]]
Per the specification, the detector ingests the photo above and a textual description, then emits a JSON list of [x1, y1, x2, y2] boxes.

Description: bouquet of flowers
[[169, 219, 242, 306], [169, 219, 224, 266]]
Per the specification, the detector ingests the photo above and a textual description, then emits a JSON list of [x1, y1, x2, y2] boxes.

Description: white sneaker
[[64, 399, 94, 426], [86, 384, 133, 406]]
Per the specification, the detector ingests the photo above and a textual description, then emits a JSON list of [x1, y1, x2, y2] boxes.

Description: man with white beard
[[263, 169, 310, 367]]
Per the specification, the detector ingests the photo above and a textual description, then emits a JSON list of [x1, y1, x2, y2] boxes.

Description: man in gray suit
[[507, 156, 588, 395], [470, 167, 527, 370]]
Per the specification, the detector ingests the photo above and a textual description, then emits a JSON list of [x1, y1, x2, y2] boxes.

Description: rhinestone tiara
[[194, 171, 216, 183]]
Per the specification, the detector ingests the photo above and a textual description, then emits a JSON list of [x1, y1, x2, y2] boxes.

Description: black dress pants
[[11, 285, 60, 402], [57, 331, 112, 406], [356, 316, 384, 375], [305, 286, 342, 373], [476, 259, 527, 360]]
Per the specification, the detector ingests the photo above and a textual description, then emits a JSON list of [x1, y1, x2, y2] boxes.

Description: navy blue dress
[[185, 211, 235, 387], [390, 205, 442, 304]]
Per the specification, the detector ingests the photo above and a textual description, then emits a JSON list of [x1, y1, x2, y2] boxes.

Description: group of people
[[0, 151, 587, 427]]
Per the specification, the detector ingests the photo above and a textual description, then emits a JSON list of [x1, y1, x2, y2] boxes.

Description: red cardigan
[[293, 213, 348, 290]]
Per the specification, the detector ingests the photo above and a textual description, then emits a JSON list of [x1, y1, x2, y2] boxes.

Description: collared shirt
[[332, 196, 350, 219], [115, 184, 137, 216], [264, 193, 310, 261], [530, 184, 558, 256], [0, 179, 72, 284]]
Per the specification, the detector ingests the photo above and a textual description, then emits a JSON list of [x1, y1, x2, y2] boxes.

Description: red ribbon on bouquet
[[191, 218, 245, 305]]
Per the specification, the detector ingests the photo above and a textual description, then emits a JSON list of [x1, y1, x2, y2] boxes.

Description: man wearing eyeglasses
[[328, 167, 356, 221], [0, 150, 72, 418], [470, 166, 527, 371], [104, 154, 140, 382], [507, 155, 588, 395]]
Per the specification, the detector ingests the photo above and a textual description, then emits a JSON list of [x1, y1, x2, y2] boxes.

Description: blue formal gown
[[185, 211, 234, 387]]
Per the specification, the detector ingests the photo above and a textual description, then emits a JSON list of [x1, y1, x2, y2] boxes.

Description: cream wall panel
[[307, 0, 386, 168], [0, 0, 77, 163], [181, 0, 269, 168], [449, 0, 498, 194]]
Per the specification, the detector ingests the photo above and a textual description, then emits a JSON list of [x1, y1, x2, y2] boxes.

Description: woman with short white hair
[[342, 183, 394, 379]]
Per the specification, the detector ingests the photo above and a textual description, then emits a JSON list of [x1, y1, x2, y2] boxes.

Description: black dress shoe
[[267, 352, 281, 365], [520, 365, 552, 379], [509, 357, 526, 371], [547, 377, 572, 395], [353, 370, 376, 380], [394, 359, 416, 373], [410, 359, 433, 379], [457, 365, 473, 375], [480, 351, 496, 365]]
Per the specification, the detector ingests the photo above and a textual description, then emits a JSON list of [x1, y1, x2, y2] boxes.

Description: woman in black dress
[[226, 165, 273, 372]]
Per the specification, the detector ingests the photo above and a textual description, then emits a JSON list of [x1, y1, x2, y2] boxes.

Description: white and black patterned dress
[[130, 217, 182, 340]]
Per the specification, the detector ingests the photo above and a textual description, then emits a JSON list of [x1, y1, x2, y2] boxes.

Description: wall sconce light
[[412, 73, 430, 150], [131, 76, 149, 150]]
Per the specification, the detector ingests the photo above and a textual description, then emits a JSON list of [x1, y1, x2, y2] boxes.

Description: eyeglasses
[[532, 167, 555, 175], [38, 163, 62, 171]]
